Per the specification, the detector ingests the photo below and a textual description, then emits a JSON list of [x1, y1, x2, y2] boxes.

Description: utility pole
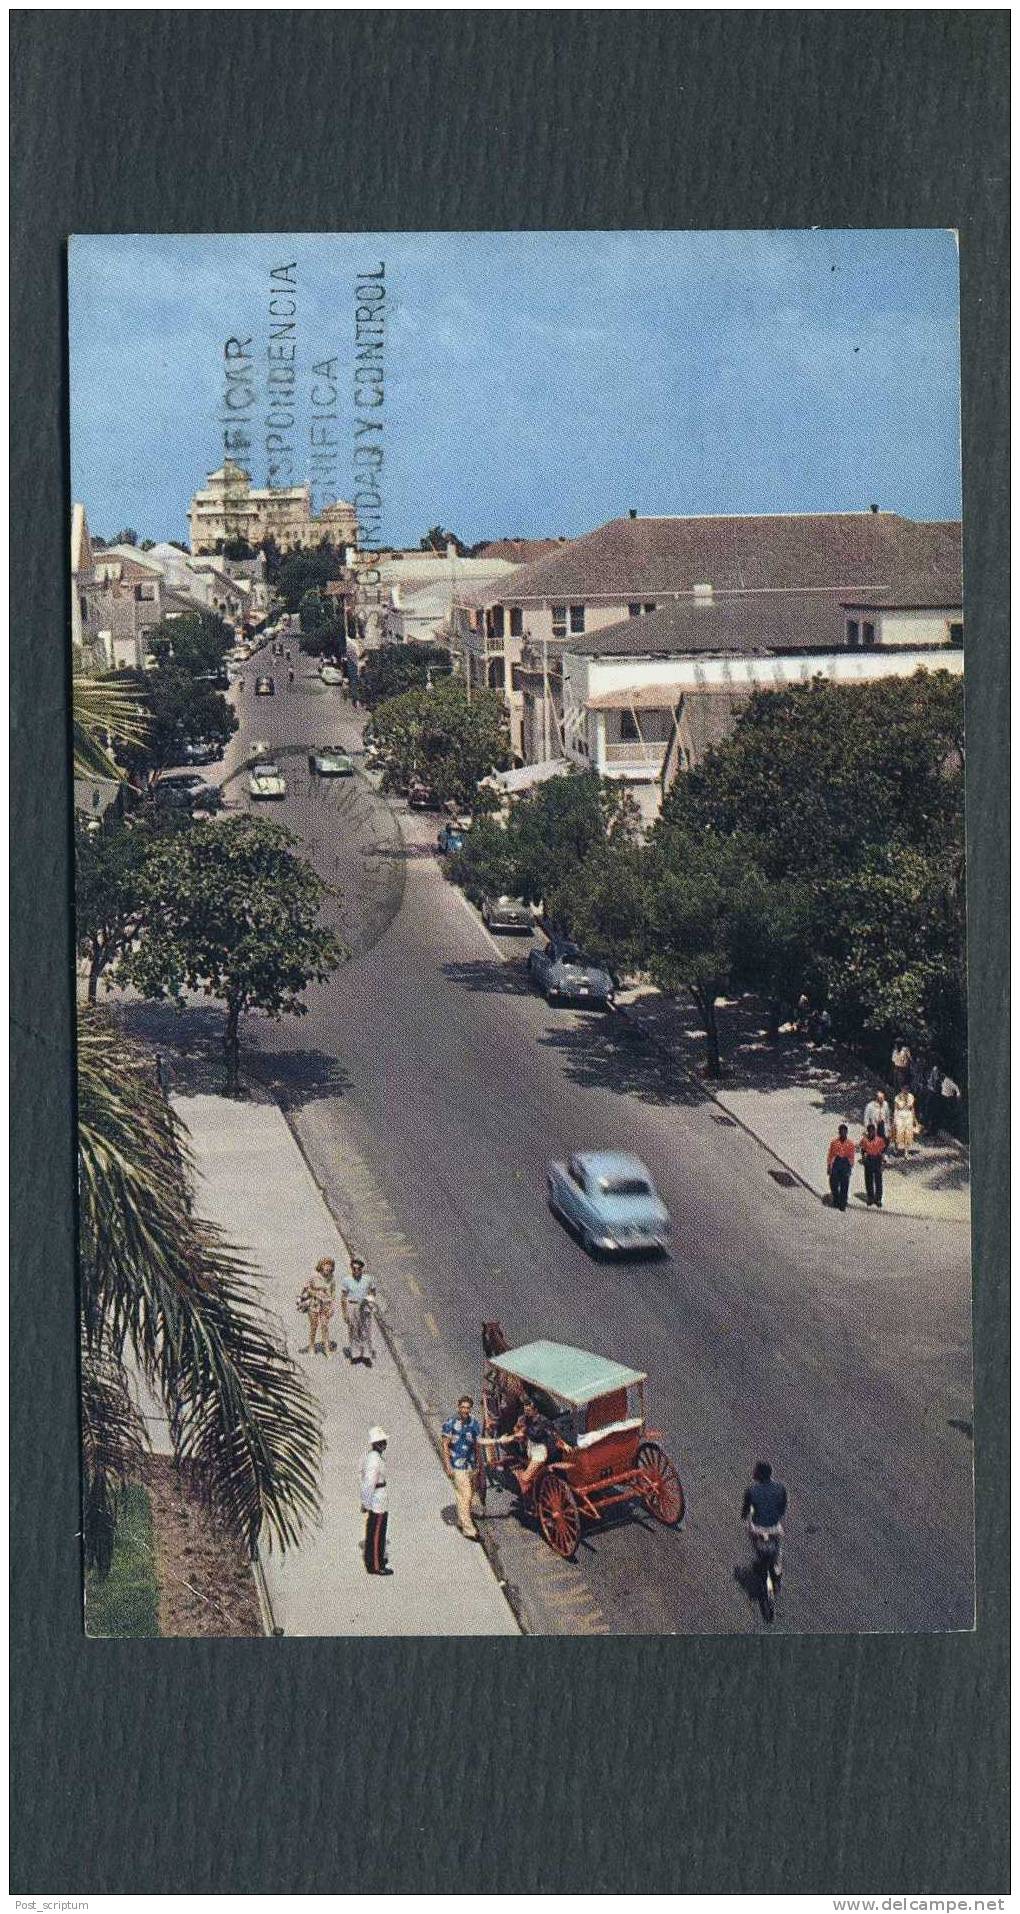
[[542, 633, 550, 763]]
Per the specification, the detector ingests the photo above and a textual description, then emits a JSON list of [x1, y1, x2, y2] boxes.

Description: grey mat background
[[10, 11, 1009, 1894]]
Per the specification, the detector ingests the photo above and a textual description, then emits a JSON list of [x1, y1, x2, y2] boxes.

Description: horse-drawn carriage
[[480, 1326, 685, 1559]]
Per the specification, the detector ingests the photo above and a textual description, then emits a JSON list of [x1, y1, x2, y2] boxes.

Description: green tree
[[221, 536, 255, 560], [149, 611, 232, 678], [111, 527, 139, 546], [419, 525, 466, 554], [116, 664, 238, 775], [298, 617, 347, 659], [299, 588, 326, 635], [638, 829, 765, 1078], [359, 643, 451, 710], [664, 672, 964, 879], [277, 544, 346, 610], [509, 771, 639, 910], [73, 675, 322, 1575], [75, 816, 152, 1003], [372, 678, 510, 812], [122, 815, 347, 1092]]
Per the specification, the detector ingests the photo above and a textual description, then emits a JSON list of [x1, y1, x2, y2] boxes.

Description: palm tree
[[74, 672, 322, 1574]]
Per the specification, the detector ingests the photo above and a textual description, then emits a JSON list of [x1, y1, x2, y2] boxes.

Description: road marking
[[424, 1310, 440, 1340], [405, 1272, 423, 1297]]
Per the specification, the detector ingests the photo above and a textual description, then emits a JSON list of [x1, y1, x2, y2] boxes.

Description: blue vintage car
[[437, 822, 466, 853], [547, 1150, 671, 1258]]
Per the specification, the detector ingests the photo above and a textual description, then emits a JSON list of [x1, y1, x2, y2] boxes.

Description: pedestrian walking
[[296, 1264, 333, 1356], [442, 1395, 483, 1540], [826, 1124, 856, 1211], [859, 1122, 887, 1209], [315, 1256, 338, 1353], [939, 1073, 962, 1137], [863, 1089, 890, 1138], [892, 1087, 920, 1156], [360, 1427, 391, 1574], [342, 1255, 376, 1366], [891, 1038, 912, 1091]]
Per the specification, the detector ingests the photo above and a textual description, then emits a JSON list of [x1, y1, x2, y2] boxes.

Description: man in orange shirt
[[859, 1120, 887, 1209], [826, 1123, 856, 1211]]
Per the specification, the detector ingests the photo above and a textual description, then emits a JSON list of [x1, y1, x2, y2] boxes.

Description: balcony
[[600, 740, 668, 779]]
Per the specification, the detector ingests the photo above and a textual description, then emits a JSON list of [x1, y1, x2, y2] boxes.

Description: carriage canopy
[[487, 1339, 646, 1408]]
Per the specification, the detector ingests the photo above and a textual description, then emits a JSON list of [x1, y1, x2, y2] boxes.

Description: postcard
[[69, 230, 971, 1637]]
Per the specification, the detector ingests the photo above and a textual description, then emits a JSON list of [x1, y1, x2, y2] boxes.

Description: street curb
[[611, 1001, 971, 1224], [279, 1102, 526, 1637], [610, 1000, 824, 1201]]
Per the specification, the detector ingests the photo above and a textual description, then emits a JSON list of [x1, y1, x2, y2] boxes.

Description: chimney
[[869, 502, 879, 513], [692, 582, 714, 606], [446, 540, 457, 560], [629, 508, 638, 520]]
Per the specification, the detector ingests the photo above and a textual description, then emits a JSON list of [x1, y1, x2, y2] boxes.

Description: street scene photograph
[[69, 229, 972, 1638]]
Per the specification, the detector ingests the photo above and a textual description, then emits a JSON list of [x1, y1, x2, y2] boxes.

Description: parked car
[[527, 937, 615, 1007], [182, 737, 223, 764], [481, 895, 534, 935], [318, 663, 346, 685], [255, 675, 275, 696], [547, 1151, 671, 1258], [248, 762, 287, 800], [309, 746, 355, 777], [436, 823, 465, 854], [408, 779, 440, 810]]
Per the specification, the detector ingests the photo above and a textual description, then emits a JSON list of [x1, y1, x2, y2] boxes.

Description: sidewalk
[[614, 988, 970, 1225], [171, 1093, 519, 1636]]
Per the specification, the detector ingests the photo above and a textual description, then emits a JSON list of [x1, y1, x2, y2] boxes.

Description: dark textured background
[[11, 11, 1009, 1894]]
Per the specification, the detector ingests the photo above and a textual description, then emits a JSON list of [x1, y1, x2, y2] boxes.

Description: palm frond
[[80, 1339, 149, 1576], [73, 673, 149, 782], [77, 1011, 322, 1558]]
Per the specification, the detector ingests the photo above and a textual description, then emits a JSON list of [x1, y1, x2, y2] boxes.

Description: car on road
[[248, 761, 287, 800], [527, 936, 615, 1007], [481, 894, 534, 935], [547, 1151, 671, 1258], [318, 662, 346, 686], [254, 675, 275, 696], [436, 822, 465, 854], [250, 739, 271, 760], [309, 746, 355, 777]]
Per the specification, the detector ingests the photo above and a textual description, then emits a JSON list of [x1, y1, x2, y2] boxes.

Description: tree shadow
[[538, 1013, 704, 1108], [440, 959, 534, 997], [109, 1000, 351, 1105]]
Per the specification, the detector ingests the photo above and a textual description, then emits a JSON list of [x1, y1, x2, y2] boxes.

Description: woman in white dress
[[892, 1088, 919, 1155]]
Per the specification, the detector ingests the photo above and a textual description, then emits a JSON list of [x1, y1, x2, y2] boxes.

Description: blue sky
[[69, 230, 962, 546]]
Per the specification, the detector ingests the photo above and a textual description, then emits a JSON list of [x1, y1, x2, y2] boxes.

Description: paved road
[[146, 652, 976, 1636]]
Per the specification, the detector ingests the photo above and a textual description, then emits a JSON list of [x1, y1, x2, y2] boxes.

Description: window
[[620, 709, 641, 743], [846, 619, 860, 647], [628, 604, 641, 618], [552, 605, 567, 637], [643, 602, 656, 615], [569, 604, 585, 634], [490, 606, 505, 638], [488, 657, 505, 690], [862, 621, 876, 647], [948, 621, 963, 646], [509, 607, 523, 637]]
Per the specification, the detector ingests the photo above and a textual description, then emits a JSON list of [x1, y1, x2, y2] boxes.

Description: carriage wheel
[[536, 1472, 582, 1559], [637, 1442, 685, 1525]]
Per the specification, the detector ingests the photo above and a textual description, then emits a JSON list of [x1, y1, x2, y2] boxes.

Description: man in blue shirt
[[741, 1459, 788, 1585], [442, 1395, 483, 1539]]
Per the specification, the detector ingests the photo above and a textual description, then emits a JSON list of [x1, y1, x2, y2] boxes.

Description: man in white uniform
[[360, 1426, 390, 1574]]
